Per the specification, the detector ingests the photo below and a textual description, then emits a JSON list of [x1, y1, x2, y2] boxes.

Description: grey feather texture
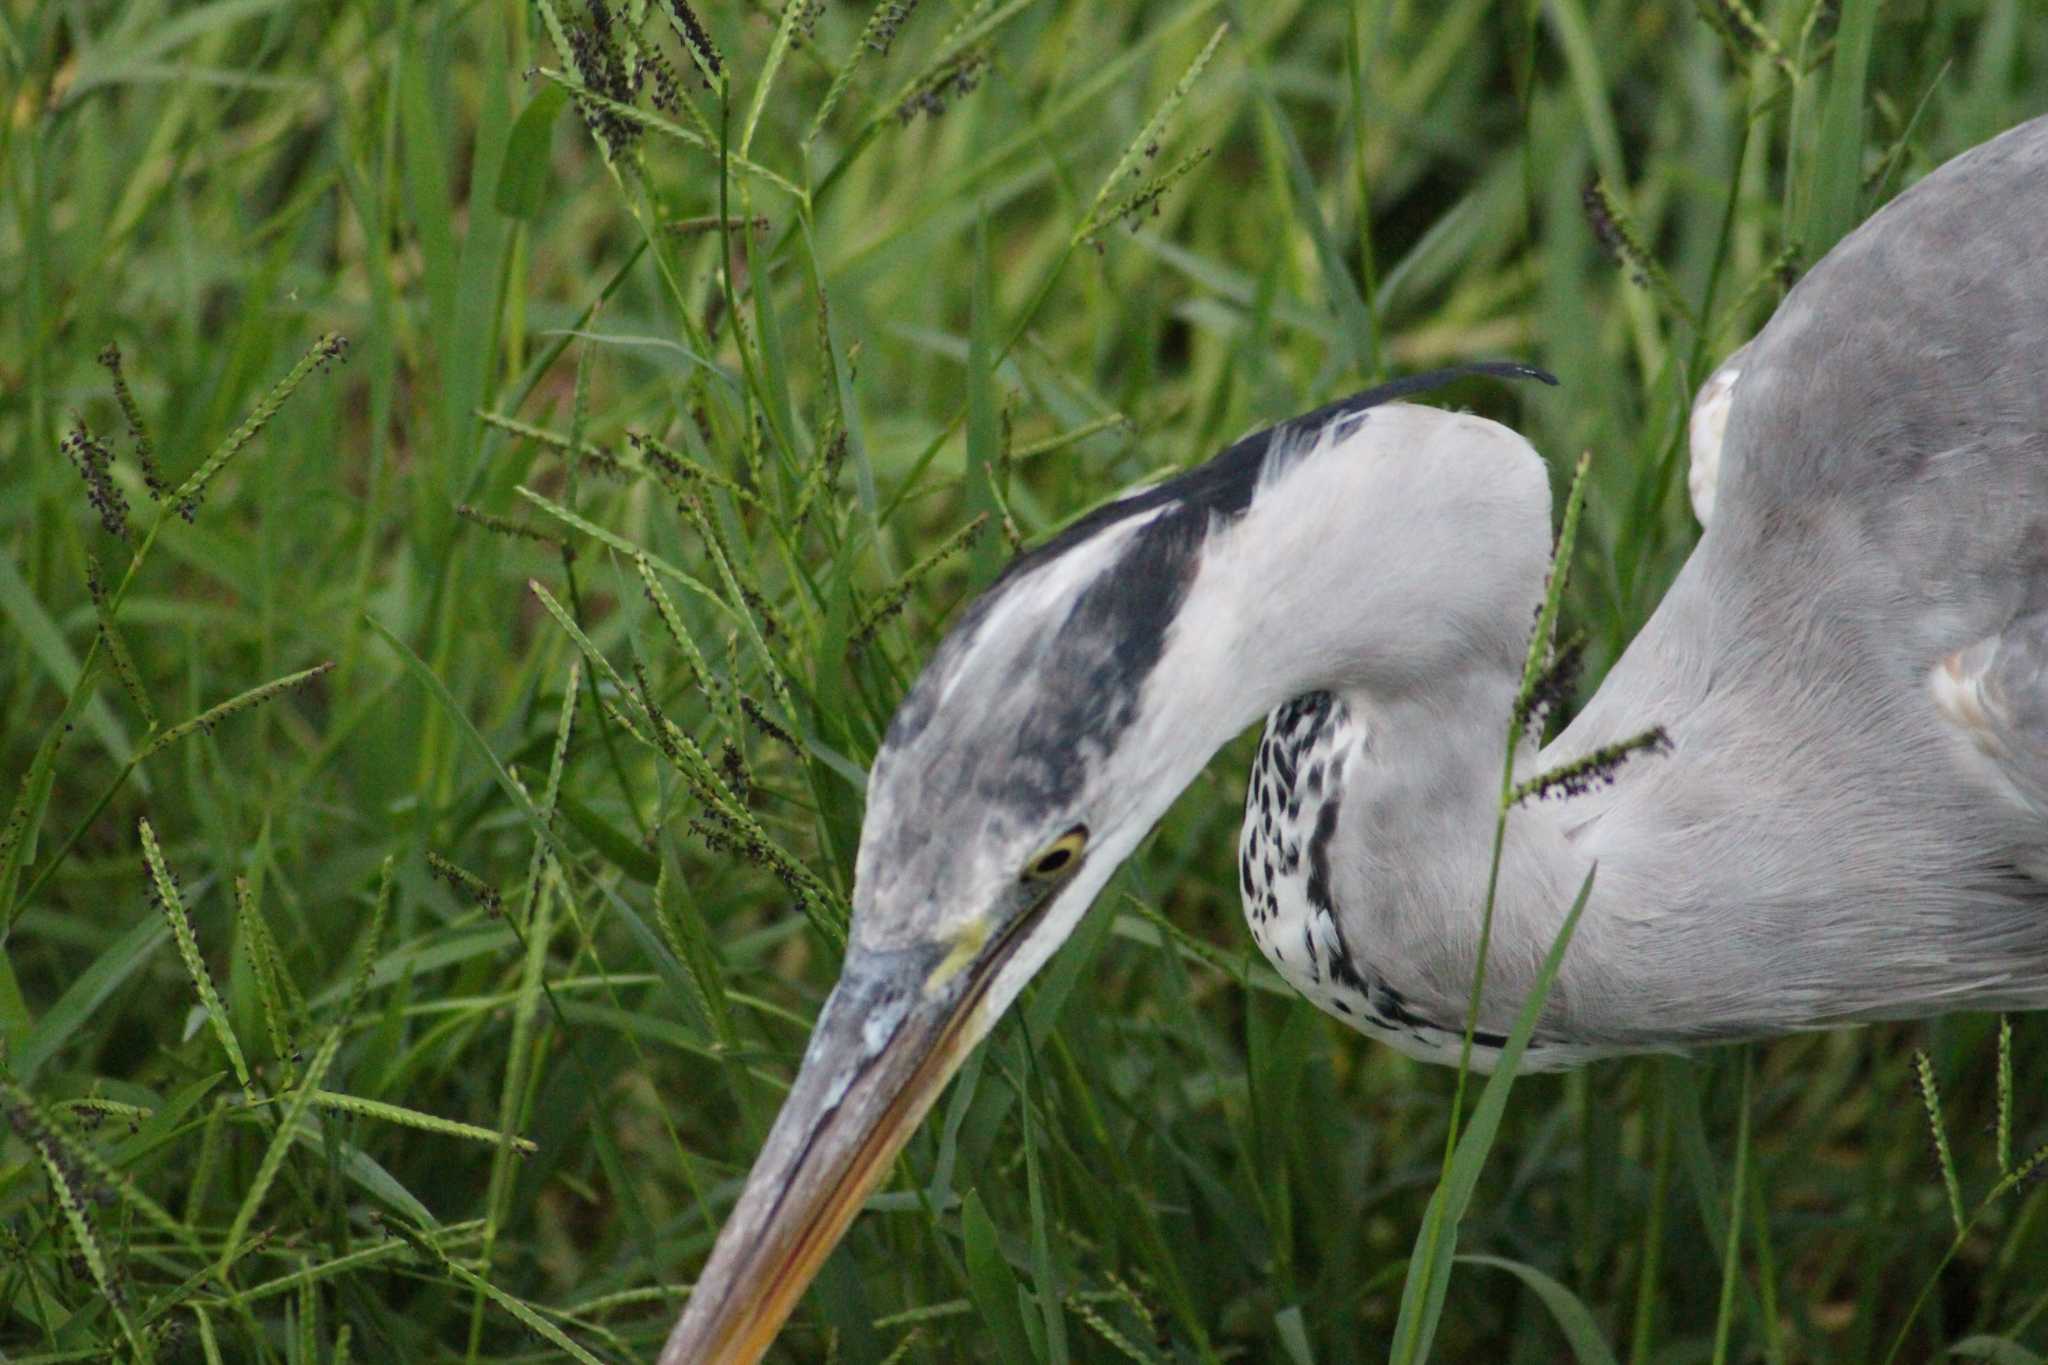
[[1520, 115, 2048, 1045], [1933, 612, 2048, 828]]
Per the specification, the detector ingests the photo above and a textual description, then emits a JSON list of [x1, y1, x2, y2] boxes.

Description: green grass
[[5, 0, 2048, 1360]]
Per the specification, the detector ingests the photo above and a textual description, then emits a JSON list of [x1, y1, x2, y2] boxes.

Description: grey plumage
[[1507, 115, 2048, 1048], [1936, 611, 2048, 820], [661, 115, 2048, 1364]]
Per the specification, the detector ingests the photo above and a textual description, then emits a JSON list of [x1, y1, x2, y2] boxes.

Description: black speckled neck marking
[[1240, 691, 1521, 1059]]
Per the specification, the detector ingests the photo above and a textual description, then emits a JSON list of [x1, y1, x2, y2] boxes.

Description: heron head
[[660, 482, 1235, 1362], [660, 364, 1556, 1364]]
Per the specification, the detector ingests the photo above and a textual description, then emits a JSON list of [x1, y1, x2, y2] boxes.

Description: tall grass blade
[[1807, 0, 1877, 256], [1390, 863, 1597, 1365], [1709, 1049, 1753, 1365], [1457, 1255, 1621, 1365], [963, 1187, 1037, 1365], [217, 1023, 343, 1279]]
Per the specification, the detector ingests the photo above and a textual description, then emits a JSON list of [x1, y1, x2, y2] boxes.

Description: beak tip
[[660, 940, 1013, 1361]]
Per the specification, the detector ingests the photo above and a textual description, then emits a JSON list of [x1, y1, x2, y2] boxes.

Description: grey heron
[[661, 115, 2048, 1362]]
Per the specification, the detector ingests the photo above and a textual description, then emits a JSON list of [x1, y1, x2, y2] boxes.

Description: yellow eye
[[1023, 826, 1088, 881]]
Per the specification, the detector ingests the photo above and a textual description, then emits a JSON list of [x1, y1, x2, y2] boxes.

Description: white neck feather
[[1212, 405, 1552, 703], [1138, 402, 1607, 1044]]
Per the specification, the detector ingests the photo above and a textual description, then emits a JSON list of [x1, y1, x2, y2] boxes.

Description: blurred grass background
[[5, 0, 2048, 1360]]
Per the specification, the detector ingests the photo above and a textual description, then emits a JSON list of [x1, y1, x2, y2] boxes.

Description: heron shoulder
[[1714, 116, 2048, 525]]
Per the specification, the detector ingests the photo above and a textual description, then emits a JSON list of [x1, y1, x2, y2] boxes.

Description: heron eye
[[1023, 826, 1088, 881]]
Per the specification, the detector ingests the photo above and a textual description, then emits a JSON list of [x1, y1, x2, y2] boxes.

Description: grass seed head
[[661, 0, 722, 78], [565, 7, 643, 156], [717, 738, 751, 800], [644, 46, 683, 114], [865, 0, 921, 55], [1580, 177, 1697, 326], [62, 421, 130, 540], [738, 692, 796, 748], [786, 0, 825, 48], [97, 342, 165, 500], [1518, 633, 1586, 737], [1694, 0, 1794, 77], [1513, 727, 1672, 804], [456, 503, 574, 558], [426, 850, 503, 916], [171, 333, 348, 521], [898, 48, 988, 123]]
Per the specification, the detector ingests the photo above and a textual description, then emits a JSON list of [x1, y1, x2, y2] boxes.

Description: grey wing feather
[[1566, 113, 2048, 772], [1713, 118, 2048, 659], [1934, 612, 2048, 823], [1541, 115, 2048, 1035]]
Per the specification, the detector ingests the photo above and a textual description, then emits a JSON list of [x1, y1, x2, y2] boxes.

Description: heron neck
[[1306, 662, 1599, 1046], [1131, 407, 1598, 1034]]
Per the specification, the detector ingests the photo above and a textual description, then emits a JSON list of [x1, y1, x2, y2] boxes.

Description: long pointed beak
[[658, 943, 995, 1364]]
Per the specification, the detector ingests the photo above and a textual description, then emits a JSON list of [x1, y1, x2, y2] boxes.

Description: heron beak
[[658, 933, 1019, 1364]]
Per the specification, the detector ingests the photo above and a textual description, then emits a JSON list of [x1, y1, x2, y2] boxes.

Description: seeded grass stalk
[[300, 1090, 538, 1153], [1072, 23, 1228, 245], [630, 428, 771, 511], [517, 484, 735, 617], [1884, 1140, 2048, 1365], [140, 818, 254, 1100], [521, 576, 842, 931], [3, 332, 345, 931], [1997, 1016, 2015, 1175], [84, 552, 154, 726], [802, 0, 918, 147], [1581, 176, 1700, 331], [167, 336, 349, 520], [27, 1119, 146, 1359], [10, 664, 334, 929], [1916, 1050, 1968, 1236], [0, 1076, 198, 1254]]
